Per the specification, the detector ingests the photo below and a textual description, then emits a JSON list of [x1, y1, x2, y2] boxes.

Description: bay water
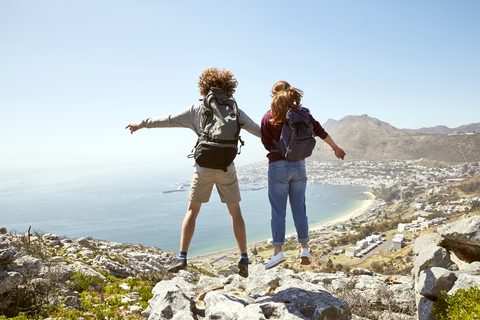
[[0, 164, 370, 256]]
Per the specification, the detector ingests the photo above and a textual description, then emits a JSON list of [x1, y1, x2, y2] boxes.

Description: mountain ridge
[[314, 115, 480, 163]]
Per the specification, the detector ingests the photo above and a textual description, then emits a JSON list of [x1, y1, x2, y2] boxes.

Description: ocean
[[0, 164, 370, 256]]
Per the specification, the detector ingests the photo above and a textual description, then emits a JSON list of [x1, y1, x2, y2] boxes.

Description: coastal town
[[191, 159, 480, 273], [237, 159, 480, 189]]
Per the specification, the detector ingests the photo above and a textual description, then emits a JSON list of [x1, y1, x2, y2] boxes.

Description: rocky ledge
[[0, 226, 418, 319], [2, 215, 479, 319], [142, 265, 415, 320], [412, 215, 480, 320]]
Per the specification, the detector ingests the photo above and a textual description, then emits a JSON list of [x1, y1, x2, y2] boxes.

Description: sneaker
[[300, 248, 311, 265], [168, 258, 187, 273], [265, 252, 286, 270], [238, 258, 249, 278]]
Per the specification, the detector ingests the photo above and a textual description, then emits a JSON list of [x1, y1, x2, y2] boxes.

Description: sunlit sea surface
[[1, 165, 370, 256]]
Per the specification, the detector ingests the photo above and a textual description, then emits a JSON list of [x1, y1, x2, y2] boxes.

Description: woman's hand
[[323, 135, 346, 160], [334, 147, 346, 160]]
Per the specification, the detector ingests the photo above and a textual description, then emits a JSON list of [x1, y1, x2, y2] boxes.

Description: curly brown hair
[[270, 81, 304, 124], [198, 67, 238, 96]]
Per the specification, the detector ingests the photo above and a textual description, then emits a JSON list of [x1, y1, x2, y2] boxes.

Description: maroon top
[[261, 109, 329, 163]]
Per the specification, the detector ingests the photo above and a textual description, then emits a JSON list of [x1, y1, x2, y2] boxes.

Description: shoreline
[[320, 191, 376, 228], [192, 191, 376, 263]]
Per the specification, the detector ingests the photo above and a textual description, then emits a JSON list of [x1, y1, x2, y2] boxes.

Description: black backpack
[[273, 107, 316, 161], [189, 87, 244, 171]]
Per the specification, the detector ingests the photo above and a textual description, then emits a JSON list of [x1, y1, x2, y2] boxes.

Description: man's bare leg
[[180, 201, 202, 252], [227, 202, 249, 278], [168, 201, 202, 273], [226, 202, 247, 253]]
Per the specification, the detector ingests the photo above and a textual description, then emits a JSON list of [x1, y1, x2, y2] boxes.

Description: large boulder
[[412, 233, 457, 278], [413, 217, 480, 320], [438, 216, 480, 263], [447, 273, 480, 295], [203, 291, 250, 320], [417, 297, 436, 320], [142, 278, 196, 320], [418, 267, 457, 300], [255, 286, 352, 320], [458, 261, 480, 276]]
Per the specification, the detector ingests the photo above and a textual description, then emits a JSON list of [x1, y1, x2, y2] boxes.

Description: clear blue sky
[[1, 0, 479, 173]]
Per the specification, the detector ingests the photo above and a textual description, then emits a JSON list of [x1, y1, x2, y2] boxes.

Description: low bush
[[432, 286, 480, 320], [68, 271, 105, 293]]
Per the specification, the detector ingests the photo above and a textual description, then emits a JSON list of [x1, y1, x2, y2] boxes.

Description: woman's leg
[[268, 161, 290, 249], [289, 160, 309, 245]]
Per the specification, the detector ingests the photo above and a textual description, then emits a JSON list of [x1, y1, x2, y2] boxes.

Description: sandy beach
[[321, 195, 376, 227], [191, 191, 377, 268]]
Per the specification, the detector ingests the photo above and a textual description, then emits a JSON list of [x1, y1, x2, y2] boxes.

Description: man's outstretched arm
[[238, 109, 261, 138]]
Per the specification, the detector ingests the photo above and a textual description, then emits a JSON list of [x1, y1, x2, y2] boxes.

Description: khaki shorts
[[188, 171, 241, 203]]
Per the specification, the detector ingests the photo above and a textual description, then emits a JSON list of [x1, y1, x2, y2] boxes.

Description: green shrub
[[142, 271, 172, 287], [138, 285, 154, 308], [126, 277, 139, 289], [432, 286, 480, 320], [68, 271, 105, 293], [106, 296, 123, 307], [0, 313, 31, 320]]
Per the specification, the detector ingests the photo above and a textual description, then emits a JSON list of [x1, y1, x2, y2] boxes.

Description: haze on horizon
[[1, 1, 479, 174]]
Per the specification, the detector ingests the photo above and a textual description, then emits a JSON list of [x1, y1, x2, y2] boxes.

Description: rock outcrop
[[141, 265, 417, 320], [0, 228, 417, 319], [0, 231, 175, 315], [413, 215, 480, 320], [142, 266, 353, 320]]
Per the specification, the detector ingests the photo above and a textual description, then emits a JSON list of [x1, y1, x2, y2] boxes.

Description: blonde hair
[[198, 67, 238, 96], [270, 81, 304, 124]]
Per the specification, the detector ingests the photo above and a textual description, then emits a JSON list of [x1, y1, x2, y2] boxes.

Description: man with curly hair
[[126, 67, 260, 278]]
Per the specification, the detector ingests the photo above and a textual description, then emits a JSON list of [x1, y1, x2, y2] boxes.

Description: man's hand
[[125, 123, 139, 134]]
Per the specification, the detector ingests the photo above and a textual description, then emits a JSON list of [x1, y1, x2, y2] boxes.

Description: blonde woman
[[260, 81, 346, 269]]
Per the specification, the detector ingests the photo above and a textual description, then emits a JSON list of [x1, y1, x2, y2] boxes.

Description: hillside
[[417, 122, 480, 134], [313, 114, 480, 163]]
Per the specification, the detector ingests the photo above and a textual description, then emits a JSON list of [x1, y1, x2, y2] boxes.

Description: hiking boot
[[238, 258, 249, 278], [265, 252, 286, 270], [168, 258, 187, 273]]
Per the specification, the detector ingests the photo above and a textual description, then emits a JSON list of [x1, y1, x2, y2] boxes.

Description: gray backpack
[[189, 87, 244, 171]]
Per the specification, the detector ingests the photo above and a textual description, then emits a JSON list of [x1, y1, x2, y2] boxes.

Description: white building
[[392, 234, 405, 250], [345, 247, 357, 258], [421, 220, 434, 229], [356, 240, 368, 247]]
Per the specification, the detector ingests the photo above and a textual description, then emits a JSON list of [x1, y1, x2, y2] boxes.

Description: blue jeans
[[268, 160, 309, 247]]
